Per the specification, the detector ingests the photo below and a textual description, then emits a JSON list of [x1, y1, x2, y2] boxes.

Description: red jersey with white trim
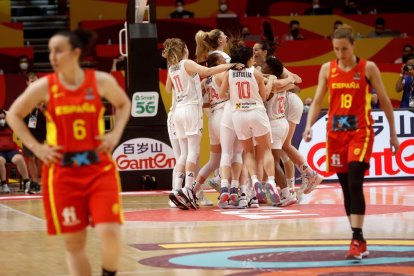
[[45, 69, 105, 153], [327, 58, 373, 132]]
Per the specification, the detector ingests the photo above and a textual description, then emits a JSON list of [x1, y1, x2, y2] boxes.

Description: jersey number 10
[[236, 81, 251, 99]]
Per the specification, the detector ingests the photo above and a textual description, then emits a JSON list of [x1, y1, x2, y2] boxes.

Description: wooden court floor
[[1, 180, 414, 276]]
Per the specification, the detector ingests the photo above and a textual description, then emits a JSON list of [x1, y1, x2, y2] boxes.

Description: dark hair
[[404, 53, 414, 63], [265, 56, 284, 78], [0, 109, 6, 116], [230, 45, 253, 65], [54, 28, 97, 59], [206, 52, 223, 67], [403, 44, 413, 51], [375, 17, 385, 26], [289, 20, 300, 28], [18, 55, 29, 62]]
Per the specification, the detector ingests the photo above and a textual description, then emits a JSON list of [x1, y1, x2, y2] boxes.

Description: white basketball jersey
[[168, 60, 202, 107], [228, 66, 264, 111], [266, 91, 287, 120], [205, 75, 226, 111]]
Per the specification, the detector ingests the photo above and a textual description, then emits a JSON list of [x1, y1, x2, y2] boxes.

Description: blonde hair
[[162, 38, 186, 66], [332, 24, 355, 44], [195, 29, 223, 63]]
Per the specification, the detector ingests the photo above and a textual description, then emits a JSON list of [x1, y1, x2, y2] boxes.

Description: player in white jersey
[[167, 88, 181, 207], [220, 45, 280, 205], [192, 53, 227, 206], [262, 56, 297, 206], [163, 38, 241, 210]]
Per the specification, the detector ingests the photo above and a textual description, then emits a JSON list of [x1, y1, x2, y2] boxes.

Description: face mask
[[313, 4, 320, 8], [176, 6, 184, 13], [0, 119, 5, 127], [20, 62, 29, 71], [219, 4, 228, 12], [291, 29, 299, 37], [303, 105, 310, 112]]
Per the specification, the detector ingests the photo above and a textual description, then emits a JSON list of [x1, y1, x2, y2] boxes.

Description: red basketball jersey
[[45, 70, 105, 153], [327, 58, 373, 132]]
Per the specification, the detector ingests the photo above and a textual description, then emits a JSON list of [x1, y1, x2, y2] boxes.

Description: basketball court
[[1, 179, 414, 275]]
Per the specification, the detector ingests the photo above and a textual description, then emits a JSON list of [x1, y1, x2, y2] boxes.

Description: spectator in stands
[[304, 0, 331, 15], [367, 17, 400, 38], [395, 54, 414, 108], [0, 109, 32, 194], [282, 20, 305, 41], [240, 25, 250, 40], [327, 20, 344, 39], [22, 73, 45, 193], [212, 0, 237, 18], [343, 0, 362, 15], [394, 44, 414, 64], [303, 97, 313, 113], [169, 0, 194, 19], [17, 55, 31, 75]]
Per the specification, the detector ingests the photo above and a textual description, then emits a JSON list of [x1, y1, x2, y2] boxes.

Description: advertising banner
[[296, 110, 414, 180]]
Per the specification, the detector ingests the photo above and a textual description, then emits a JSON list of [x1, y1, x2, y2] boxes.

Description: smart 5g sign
[[131, 92, 159, 117]]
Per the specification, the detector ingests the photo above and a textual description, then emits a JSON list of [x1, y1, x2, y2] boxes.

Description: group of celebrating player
[[162, 28, 323, 210]]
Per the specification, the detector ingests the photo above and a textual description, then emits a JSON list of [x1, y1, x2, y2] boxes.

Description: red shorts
[[42, 156, 123, 235], [326, 127, 374, 173]]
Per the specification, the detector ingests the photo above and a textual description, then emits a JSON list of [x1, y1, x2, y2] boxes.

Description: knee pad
[[220, 152, 232, 167], [177, 153, 187, 166], [231, 152, 243, 165], [187, 150, 199, 164]]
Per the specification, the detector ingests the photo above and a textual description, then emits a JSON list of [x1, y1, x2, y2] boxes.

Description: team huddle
[[163, 29, 323, 210]]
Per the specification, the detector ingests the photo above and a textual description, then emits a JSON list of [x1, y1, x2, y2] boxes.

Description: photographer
[[395, 54, 414, 108]]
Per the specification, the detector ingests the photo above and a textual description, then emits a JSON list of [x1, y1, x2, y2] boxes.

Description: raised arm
[[254, 68, 267, 102], [366, 61, 399, 154], [219, 71, 229, 100], [165, 73, 173, 94], [184, 59, 234, 78], [303, 62, 329, 142]]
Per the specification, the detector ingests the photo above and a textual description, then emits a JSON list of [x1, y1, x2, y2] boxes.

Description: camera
[[403, 64, 414, 72]]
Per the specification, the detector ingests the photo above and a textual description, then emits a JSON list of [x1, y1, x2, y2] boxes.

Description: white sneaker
[[248, 197, 259, 208], [278, 190, 297, 207], [178, 187, 197, 209], [303, 171, 323, 194], [168, 199, 177, 208], [238, 193, 248, 209], [196, 190, 213, 206], [1, 184, 10, 194]]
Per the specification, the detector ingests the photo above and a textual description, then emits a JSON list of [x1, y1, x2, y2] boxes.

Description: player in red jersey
[[303, 25, 399, 261], [6, 29, 131, 276]]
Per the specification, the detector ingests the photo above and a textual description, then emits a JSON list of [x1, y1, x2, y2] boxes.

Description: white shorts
[[167, 111, 177, 141], [270, 118, 289, 149], [285, 92, 303, 125], [221, 101, 234, 130], [232, 108, 270, 140], [174, 105, 203, 139], [208, 108, 223, 145]]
